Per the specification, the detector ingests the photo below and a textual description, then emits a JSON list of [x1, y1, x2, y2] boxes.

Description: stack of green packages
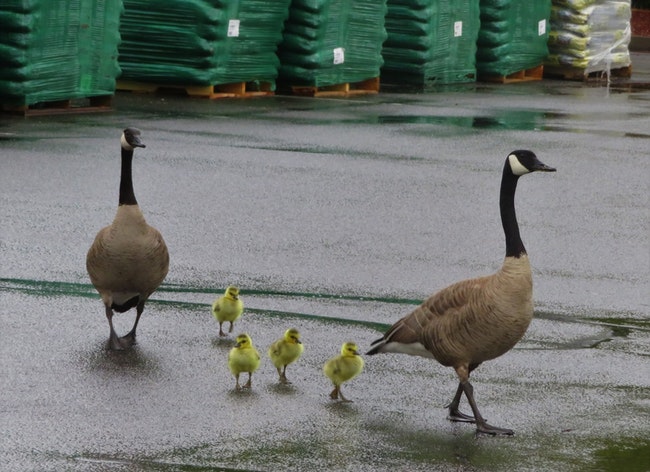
[[0, 0, 122, 107], [546, 0, 631, 73], [476, 0, 551, 77], [277, 0, 387, 87], [381, 0, 481, 86], [119, 0, 291, 88]]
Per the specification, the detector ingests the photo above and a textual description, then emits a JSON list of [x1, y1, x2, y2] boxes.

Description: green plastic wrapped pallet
[[0, 0, 122, 107], [118, 0, 291, 88], [476, 0, 551, 77], [277, 0, 387, 87], [381, 0, 481, 86]]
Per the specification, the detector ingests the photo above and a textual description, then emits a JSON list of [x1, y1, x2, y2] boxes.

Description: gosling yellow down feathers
[[268, 328, 304, 384], [212, 286, 244, 336], [323, 342, 364, 402], [228, 333, 260, 390]]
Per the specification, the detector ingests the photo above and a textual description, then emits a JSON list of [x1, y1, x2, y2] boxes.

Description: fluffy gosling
[[212, 285, 244, 336], [228, 333, 260, 390], [268, 328, 304, 384], [323, 342, 364, 402]]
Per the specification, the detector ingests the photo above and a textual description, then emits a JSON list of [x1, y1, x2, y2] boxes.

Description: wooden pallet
[[117, 80, 274, 99], [480, 65, 544, 84], [290, 77, 380, 97], [543, 64, 632, 82], [1, 95, 113, 116]]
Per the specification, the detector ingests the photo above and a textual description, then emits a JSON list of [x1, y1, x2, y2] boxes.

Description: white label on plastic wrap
[[333, 47, 345, 65], [228, 19, 240, 37], [454, 21, 463, 37], [538, 19, 546, 36]]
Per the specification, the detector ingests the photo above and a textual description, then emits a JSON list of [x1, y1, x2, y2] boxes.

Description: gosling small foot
[[476, 422, 514, 436]]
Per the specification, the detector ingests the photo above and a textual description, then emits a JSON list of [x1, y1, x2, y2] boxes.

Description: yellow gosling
[[212, 286, 243, 336], [323, 342, 364, 402], [268, 328, 304, 384], [228, 334, 260, 390]]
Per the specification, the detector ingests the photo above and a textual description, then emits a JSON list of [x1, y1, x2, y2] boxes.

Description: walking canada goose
[[268, 328, 304, 384], [366, 150, 555, 435], [86, 128, 169, 350], [228, 333, 261, 390], [323, 342, 364, 402], [211, 286, 244, 337]]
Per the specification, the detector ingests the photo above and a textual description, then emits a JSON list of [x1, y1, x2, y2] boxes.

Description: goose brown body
[[367, 150, 555, 436], [86, 128, 169, 350], [87, 206, 168, 312], [382, 256, 532, 369]]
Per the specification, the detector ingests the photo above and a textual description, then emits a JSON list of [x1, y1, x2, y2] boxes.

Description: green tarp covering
[[476, 0, 551, 77], [0, 0, 122, 106], [546, 0, 631, 72], [277, 0, 387, 87], [381, 0, 481, 86], [118, 0, 291, 88]]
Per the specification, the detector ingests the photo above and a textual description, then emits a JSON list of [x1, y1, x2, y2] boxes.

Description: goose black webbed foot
[[447, 407, 478, 424], [475, 422, 514, 436]]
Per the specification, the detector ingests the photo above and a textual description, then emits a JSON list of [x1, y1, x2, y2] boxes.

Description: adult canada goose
[[323, 342, 364, 402], [367, 150, 555, 435], [86, 128, 169, 350], [211, 286, 244, 337], [268, 328, 304, 384]]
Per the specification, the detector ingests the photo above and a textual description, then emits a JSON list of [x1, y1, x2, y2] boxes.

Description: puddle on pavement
[[3, 277, 648, 471]]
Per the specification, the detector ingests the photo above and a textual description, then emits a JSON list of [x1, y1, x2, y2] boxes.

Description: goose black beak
[[533, 161, 556, 172], [131, 135, 146, 148]]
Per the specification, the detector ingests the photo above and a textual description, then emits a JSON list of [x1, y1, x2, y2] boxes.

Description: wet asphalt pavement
[[1, 63, 649, 471]]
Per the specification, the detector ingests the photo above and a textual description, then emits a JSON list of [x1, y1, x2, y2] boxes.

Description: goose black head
[[121, 127, 146, 151], [507, 150, 556, 176]]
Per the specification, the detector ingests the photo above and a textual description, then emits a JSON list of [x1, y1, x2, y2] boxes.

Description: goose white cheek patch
[[120, 133, 133, 151], [508, 154, 530, 176]]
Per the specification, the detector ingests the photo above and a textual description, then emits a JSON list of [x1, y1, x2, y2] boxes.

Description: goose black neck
[[500, 166, 526, 258], [118, 147, 138, 206]]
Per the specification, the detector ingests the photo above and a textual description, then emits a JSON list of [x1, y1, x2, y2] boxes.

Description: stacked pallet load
[[381, 0, 481, 87], [476, 0, 552, 82], [118, 0, 291, 97], [0, 0, 122, 114], [277, 0, 387, 96], [545, 0, 632, 80]]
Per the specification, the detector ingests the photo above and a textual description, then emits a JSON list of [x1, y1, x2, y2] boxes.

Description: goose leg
[[461, 380, 513, 436], [447, 383, 477, 423], [105, 306, 125, 351], [280, 365, 291, 384], [338, 388, 352, 403], [329, 385, 340, 400], [121, 300, 144, 347], [243, 373, 252, 389], [219, 322, 227, 337], [235, 373, 242, 390]]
